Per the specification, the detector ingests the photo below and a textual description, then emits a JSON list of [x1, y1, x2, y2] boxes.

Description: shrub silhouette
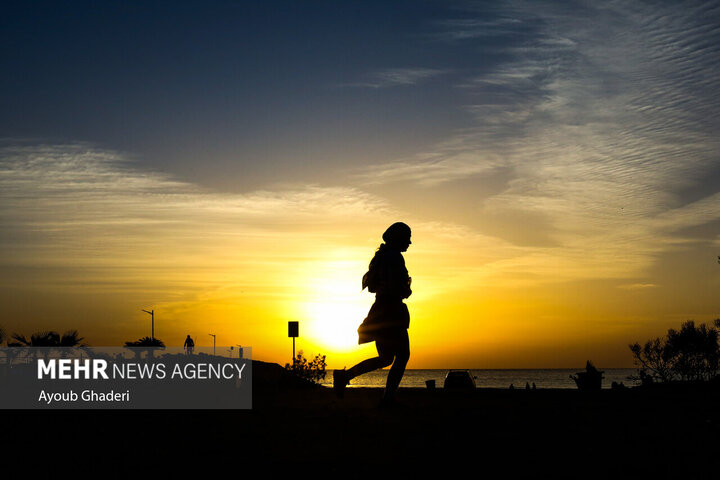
[[284, 351, 327, 384], [629, 319, 720, 382]]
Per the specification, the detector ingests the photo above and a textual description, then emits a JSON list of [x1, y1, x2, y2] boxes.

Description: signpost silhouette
[[288, 321, 299, 366]]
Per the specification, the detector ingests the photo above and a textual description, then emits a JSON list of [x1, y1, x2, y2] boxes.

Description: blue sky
[[3, 1, 482, 188], [1, 1, 719, 366]]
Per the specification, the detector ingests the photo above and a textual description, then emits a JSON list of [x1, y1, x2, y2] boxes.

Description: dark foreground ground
[[2, 381, 719, 479]]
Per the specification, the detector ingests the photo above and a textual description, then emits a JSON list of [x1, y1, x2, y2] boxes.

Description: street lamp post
[[208, 333, 216, 356], [141, 309, 154, 339]]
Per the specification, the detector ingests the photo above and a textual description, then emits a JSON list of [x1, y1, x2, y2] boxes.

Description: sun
[[301, 258, 372, 352], [304, 300, 369, 351]]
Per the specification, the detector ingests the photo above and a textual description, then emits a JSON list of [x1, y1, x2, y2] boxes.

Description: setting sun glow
[[300, 259, 372, 352], [2, 1, 719, 371]]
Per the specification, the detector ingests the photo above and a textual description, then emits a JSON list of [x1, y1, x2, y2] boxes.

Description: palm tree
[[9, 330, 85, 347], [8, 330, 87, 361], [8, 331, 59, 361], [59, 330, 85, 347], [10, 331, 60, 347], [124, 336, 165, 359]]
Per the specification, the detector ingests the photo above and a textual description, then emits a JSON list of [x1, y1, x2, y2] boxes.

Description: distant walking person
[[333, 222, 412, 407], [184, 335, 194, 355]]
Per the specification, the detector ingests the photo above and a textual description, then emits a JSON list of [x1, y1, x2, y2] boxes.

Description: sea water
[[322, 368, 639, 389]]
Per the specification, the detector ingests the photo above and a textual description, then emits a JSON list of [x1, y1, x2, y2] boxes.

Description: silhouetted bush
[[284, 351, 327, 384], [629, 320, 720, 382]]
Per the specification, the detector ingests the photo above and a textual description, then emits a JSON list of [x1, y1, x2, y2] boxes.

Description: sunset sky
[[2, 1, 719, 368]]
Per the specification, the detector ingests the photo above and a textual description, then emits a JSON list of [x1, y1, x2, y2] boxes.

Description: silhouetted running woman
[[333, 222, 412, 407]]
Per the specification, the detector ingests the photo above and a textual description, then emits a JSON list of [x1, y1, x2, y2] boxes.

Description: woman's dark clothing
[[335, 237, 412, 402], [357, 245, 411, 345]]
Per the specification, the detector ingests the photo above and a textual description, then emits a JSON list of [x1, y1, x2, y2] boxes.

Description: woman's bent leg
[[346, 355, 393, 379], [333, 342, 393, 398]]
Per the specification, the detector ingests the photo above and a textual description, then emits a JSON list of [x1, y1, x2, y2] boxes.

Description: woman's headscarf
[[382, 222, 411, 247]]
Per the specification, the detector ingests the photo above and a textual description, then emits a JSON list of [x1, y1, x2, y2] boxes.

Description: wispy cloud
[[431, 16, 526, 41], [342, 68, 448, 88], [352, 0, 720, 284], [0, 143, 395, 285], [618, 283, 660, 290]]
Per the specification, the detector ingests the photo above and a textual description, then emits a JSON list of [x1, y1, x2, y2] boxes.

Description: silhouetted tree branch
[[629, 320, 720, 383], [629, 337, 673, 383]]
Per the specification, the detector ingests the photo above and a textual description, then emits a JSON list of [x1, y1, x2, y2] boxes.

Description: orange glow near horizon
[[3, 1, 720, 376], [3, 223, 718, 370], [1, 147, 719, 370]]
